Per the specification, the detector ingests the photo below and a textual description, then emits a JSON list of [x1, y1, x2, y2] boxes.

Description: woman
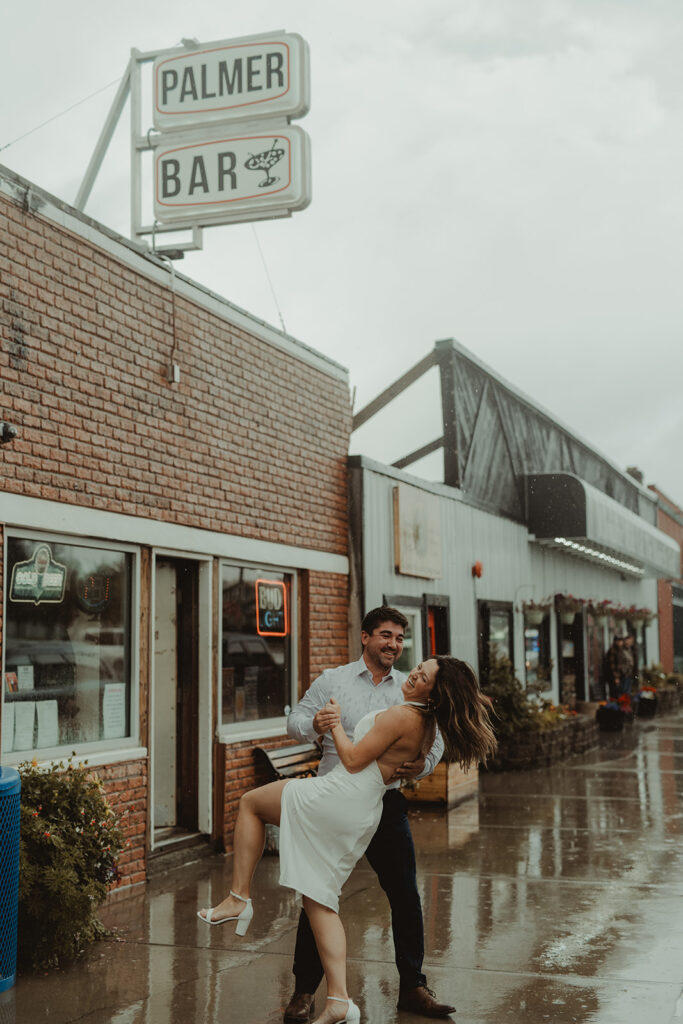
[[198, 656, 496, 1024]]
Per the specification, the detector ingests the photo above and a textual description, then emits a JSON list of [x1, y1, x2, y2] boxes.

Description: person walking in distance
[[283, 606, 455, 1021]]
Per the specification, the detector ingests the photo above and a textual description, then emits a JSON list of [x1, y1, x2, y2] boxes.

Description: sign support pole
[[74, 61, 132, 212], [130, 48, 142, 243]]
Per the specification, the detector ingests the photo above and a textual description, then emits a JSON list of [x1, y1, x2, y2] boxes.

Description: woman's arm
[[329, 699, 409, 774]]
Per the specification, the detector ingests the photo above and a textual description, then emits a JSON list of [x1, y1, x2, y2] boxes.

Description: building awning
[[525, 473, 681, 579]]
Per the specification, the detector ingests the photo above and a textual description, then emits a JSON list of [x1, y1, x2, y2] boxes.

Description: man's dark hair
[[361, 605, 409, 636]]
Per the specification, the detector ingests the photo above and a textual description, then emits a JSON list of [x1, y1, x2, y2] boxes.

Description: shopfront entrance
[[153, 558, 200, 839], [557, 613, 586, 706], [384, 594, 451, 674]]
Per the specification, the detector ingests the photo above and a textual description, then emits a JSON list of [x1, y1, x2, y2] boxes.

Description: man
[[606, 634, 625, 698], [284, 606, 455, 1021], [620, 633, 636, 696], [607, 634, 634, 698]]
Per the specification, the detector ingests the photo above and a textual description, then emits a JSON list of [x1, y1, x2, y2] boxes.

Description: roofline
[[436, 338, 658, 508], [0, 162, 349, 385], [347, 453, 516, 520]]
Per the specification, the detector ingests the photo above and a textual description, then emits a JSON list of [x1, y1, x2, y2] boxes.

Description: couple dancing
[[199, 606, 497, 1023]]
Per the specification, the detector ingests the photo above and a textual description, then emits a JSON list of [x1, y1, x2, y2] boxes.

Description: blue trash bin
[[0, 769, 20, 992]]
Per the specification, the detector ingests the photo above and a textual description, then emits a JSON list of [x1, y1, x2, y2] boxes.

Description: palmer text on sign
[[153, 33, 310, 131]]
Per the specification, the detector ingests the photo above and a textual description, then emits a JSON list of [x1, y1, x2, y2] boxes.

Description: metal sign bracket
[[75, 44, 206, 257]]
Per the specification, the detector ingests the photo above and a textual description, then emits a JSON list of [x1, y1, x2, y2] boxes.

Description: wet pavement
[[11, 711, 683, 1023]]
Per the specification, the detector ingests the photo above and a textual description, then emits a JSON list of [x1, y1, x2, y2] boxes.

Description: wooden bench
[[254, 742, 321, 781]]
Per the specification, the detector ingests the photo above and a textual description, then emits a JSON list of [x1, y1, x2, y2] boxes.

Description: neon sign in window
[[255, 579, 288, 637]]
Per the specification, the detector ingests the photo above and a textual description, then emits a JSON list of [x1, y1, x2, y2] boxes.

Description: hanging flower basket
[[555, 594, 584, 625], [587, 600, 611, 627], [520, 598, 552, 622], [629, 607, 656, 626], [521, 599, 552, 626]]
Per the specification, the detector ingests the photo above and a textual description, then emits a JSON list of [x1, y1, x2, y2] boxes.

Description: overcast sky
[[3, 1, 682, 505]]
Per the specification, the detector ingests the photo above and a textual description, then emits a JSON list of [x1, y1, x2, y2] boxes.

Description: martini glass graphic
[[244, 139, 285, 187]]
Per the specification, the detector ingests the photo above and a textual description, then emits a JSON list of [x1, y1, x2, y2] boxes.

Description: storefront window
[[557, 613, 586, 706], [3, 536, 133, 754], [393, 610, 421, 674], [674, 587, 683, 672], [221, 565, 292, 726], [524, 616, 551, 691], [477, 601, 513, 682], [490, 609, 512, 660], [624, 620, 646, 679]]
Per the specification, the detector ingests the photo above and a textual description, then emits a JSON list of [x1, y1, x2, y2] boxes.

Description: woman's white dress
[[279, 709, 386, 912]]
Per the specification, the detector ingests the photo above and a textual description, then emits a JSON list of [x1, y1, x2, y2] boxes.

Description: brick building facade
[[0, 165, 351, 887], [649, 486, 683, 673]]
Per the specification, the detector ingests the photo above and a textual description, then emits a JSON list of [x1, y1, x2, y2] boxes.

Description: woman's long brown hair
[[425, 656, 497, 769]]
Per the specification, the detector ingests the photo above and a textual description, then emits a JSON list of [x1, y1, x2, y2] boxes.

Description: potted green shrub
[[17, 757, 124, 971]]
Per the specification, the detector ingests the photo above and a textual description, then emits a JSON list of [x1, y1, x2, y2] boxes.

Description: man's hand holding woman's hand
[[313, 696, 342, 735]]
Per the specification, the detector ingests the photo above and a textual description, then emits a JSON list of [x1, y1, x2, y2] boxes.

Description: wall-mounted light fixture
[[552, 537, 644, 577], [0, 422, 17, 444]]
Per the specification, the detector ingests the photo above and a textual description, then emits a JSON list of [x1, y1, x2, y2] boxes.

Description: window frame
[[217, 559, 299, 742], [2, 527, 141, 765], [477, 599, 514, 682], [523, 612, 552, 692], [382, 592, 451, 665]]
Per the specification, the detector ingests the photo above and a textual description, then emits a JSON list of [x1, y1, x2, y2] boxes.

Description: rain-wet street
[[12, 711, 683, 1024]]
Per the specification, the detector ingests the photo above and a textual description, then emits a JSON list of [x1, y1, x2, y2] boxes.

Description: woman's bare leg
[[302, 896, 350, 1024], [198, 780, 288, 922]]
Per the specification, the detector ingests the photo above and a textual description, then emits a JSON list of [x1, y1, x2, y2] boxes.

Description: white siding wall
[[359, 463, 660, 701]]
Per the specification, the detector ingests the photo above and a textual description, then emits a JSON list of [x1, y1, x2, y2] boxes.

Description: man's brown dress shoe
[[397, 985, 456, 1018], [283, 991, 315, 1022]]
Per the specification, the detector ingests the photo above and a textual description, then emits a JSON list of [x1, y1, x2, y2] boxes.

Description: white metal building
[[349, 341, 679, 706]]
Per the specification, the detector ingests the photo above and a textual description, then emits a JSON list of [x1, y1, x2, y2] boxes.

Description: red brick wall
[[0, 190, 350, 553], [308, 570, 351, 681], [650, 487, 683, 673], [0, 182, 351, 872], [97, 759, 148, 888]]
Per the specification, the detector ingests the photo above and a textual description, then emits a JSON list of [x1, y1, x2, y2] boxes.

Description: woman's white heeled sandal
[[321, 996, 360, 1023], [197, 890, 254, 935]]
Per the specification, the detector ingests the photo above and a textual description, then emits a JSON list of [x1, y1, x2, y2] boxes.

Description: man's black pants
[[292, 788, 427, 991]]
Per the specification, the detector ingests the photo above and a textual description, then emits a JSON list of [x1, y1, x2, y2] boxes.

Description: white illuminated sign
[[153, 33, 310, 131], [154, 126, 311, 224], [75, 30, 313, 246]]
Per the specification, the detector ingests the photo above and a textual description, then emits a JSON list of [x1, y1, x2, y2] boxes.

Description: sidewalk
[[10, 710, 683, 1024]]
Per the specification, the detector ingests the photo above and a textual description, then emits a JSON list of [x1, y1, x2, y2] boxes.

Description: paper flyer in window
[[17, 665, 35, 691], [102, 683, 127, 739], [2, 703, 14, 753], [243, 666, 259, 720], [13, 701, 36, 750], [234, 686, 246, 722], [37, 700, 59, 748]]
